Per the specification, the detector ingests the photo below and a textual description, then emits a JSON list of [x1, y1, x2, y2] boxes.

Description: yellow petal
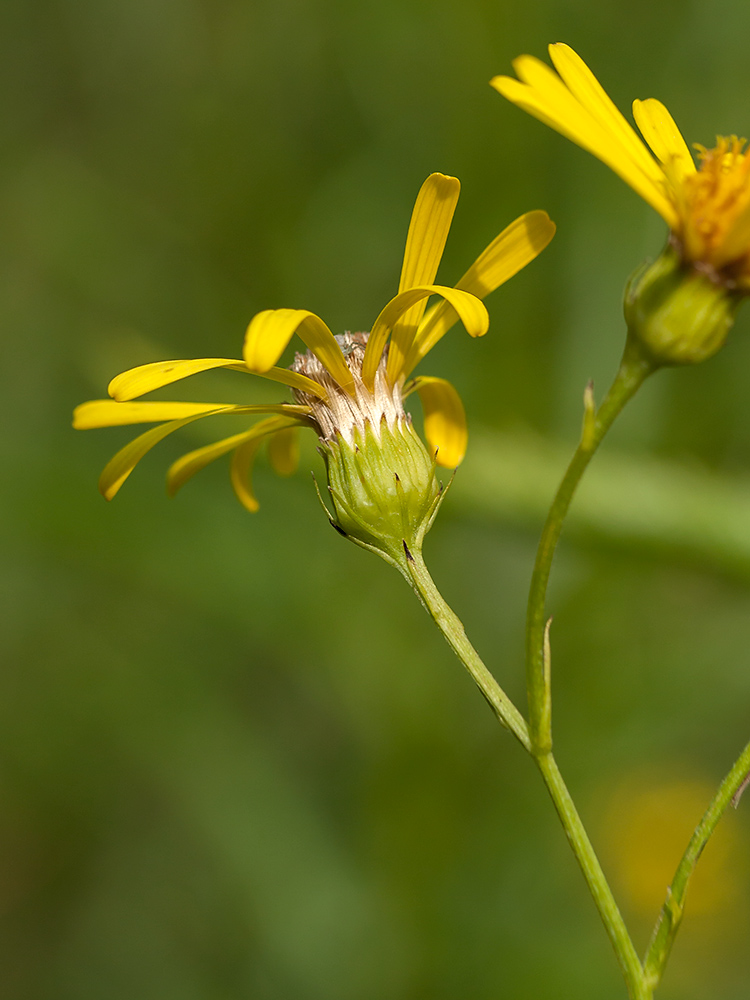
[[548, 44, 666, 185], [398, 173, 461, 294], [632, 98, 695, 183], [491, 73, 578, 136], [167, 416, 301, 496], [491, 48, 677, 226], [99, 409, 225, 500], [96, 404, 307, 499], [256, 366, 329, 400], [109, 358, 247, 401], [74, 399, 231, 429], [74, 399, 308, 430], [267, 426, 300, 476], [457, 210, 556, 297], [108, 357, 328, 403], [361, 284, 488, 387], [230, 436, 267, 513], [404, 211, 556, 374], [509, 53, 629, 164], [168, 428, 260, 496], [243, 308, 355, 395], [406, 376, 468, 468], [381, 174, 461, 377]]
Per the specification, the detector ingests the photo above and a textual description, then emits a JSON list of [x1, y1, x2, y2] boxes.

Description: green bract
[[624, 247, 739, 366], [322, 419, 443, 573]]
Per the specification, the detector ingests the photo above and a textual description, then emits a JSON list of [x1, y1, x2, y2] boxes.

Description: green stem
[[405, 549, 530, 752], [643, 738, 750, 989], [537, 753, 652, 1000], [525, 336, 656, 748], [406, 545, 650, 998], [523, 335, 657, 998], [405, 336, 658, 998]]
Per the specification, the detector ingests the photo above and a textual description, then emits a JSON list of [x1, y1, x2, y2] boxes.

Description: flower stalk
[[536, 752, 652, 1000], [73, 51, 750, 992], [405, 544, 651, 997], [525, 335, 656, 750], [402, 330, 662, 998], [643, 736, 750, 989], [404, 547, 530, 751], [405, 492, 652, 998]]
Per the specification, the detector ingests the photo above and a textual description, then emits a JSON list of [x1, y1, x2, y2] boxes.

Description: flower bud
[[624, 247, 739, 366], [323, 419, 443, 571]]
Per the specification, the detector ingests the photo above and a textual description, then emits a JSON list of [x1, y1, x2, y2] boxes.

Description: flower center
[[290, 332, 407, 445], [680, 136, 750, 279]]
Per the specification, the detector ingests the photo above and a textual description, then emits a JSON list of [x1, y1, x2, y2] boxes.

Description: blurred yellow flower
[[601, 773, 742, 920], [493, 44, 750, 290], [75, 173, 554, 511]]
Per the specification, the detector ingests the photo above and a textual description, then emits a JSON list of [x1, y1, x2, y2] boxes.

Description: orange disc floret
[[680, 137, 750, 286]]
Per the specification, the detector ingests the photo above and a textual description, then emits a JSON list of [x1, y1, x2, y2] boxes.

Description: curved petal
[[361, 284, 488, 387], [99, 409, 223, 500], [75, 399, 308, 429], [548, 44, 667, 184], [257, 366, 329, 400], [362, 173, 460, 381], [398, 173, 461, 293], [393, 174, 461, 369], [491, 48, 677, 226], [243, 308, 355, 395], [230, 436, 267, 513], [108, 357, 329, 403], [109, 359, 247, 401], [632, 98, 695, 184], [75, 400, 232, 429], [268, 425, 300, 476], [97, 404, 307, 500], [167, 416, 302, 496], [406, 376, 468, 468], [403, 211, 556, 375]]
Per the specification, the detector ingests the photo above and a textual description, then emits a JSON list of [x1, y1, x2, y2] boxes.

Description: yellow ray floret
[[76, 170, 555, 512], [404, 210, 555, 374], [230, 434, 270, 513], [267, 426, 300, 476], [493, 43, 750, 287], [244, 309, 355, 395], [363, 283, 489, 388], [167, 417, 299, 498], [74, 399, 307, 430], [388, 173, 461, 379], [109, 357, 328, 402], [631, 99, 695, 184], [405, 376, 467, 468], [491, 44, 678, 227], [75, 400, 230, 429], [98, 405, 308, 500]]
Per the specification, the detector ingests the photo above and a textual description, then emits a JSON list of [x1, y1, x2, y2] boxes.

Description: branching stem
[[643, 738, 750, 988], [402, 334, 747, 999], [525, 336, 656, 747], [405, 549, 530, 752]]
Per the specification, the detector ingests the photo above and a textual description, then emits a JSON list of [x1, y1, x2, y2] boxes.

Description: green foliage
[[2, 0, 750, 997]]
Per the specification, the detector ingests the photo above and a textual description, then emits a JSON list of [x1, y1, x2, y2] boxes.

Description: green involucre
[[624, 246, 740, 366], [322, 419, 442, 570]]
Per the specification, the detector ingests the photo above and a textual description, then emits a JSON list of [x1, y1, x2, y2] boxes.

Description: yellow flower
[[75, 173, 554, 512], [492, 44, 750, 290]]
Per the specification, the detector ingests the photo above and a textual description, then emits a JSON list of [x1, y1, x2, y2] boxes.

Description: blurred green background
[[3, 0, 750, 997]]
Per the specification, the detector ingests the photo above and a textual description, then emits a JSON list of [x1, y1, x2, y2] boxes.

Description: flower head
[[75, 173, 554, 527], [492, 44, 750, 290]]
